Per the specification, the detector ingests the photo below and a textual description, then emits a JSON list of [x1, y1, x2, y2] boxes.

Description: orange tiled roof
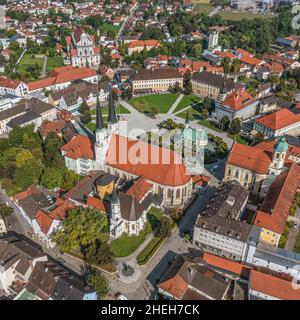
[[203, 252, 251, 277], [61, 135, 95, 160], [159, 274, 188, 299], [250, 270, 300, 300], [221, 88, 255, 111], [240, 55, 262, 66], [214, 50, 236, 59], [86, 196, 110, 213], [255, 108, 300, 131], [254, 162, 300, 234], [106, 134, 191, 187], [38, 120, 66, 137], [127, 39, 160, 49], [0, 76, 22, 89], [227, 142, 272, 174], [126, 177, 153, 202]]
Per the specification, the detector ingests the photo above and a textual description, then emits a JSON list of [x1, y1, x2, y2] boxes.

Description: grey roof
[[27, 261, 95, 300], [0, 98, 55, 122], [159, 254, 229, 300], [191, 71, 239, 92], [118, 192, 144, 221], [95, 94, 104, 131], [6, 110, 40, 128], [107, 85, 117, 124], [254, 242, 300, 270], [195, 181, 253, 242], [0, 236, 45, 275]]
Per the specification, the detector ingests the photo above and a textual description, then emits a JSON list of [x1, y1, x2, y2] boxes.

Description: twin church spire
[[96, 83, 117, 131]]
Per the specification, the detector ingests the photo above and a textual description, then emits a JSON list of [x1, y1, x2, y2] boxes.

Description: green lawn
[[192, 3, 214, 14], [17, 54, 43, 75], [177, 107, 202, 121], [109, 224, 152, 257], [198, 120, 222, 133], [137, 237, 163, 266], [102, 23, 121, 36], [294, 229, 300, 253], [174, 95, 201, 114], [219, 11, 273, 21], [46, 56, 64, 72], [228, 134, 249, 145], [129, 94, 179, 114]]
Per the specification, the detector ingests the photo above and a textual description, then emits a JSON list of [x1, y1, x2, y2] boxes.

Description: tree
[[222, 57, 231, 74], [156, 216, 172, 238], [85, 240, 112, 265], [13, 158, 43, 189], [230, 118, 241, 135], [201, 108, 209, 120], [87, 272, 109, 298], [43, 132, 64, 167], [125, 87, 133, 100], [220, 115, 230, 131], [62, 170, 81, 191], [40, 167, 64, 189], [52, 207, 108, 253], [15, 149, 34, 168], [0, 204, 13, 218], [169, 82, 181, 94], [183, 73, 192, 95]]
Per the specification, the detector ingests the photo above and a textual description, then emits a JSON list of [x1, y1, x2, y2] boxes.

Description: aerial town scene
[[0, 0, 300, 304]]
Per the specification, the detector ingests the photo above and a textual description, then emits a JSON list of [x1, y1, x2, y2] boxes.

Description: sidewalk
[[167, 94, 184, 114]]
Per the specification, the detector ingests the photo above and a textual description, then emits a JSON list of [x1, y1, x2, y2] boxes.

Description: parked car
[[293, 222, 298, 229], [57, 257, 65, 264], [115, 292, 128, 300]]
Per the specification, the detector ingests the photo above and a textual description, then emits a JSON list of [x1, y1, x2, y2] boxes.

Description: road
[[116, 3, 139, 42]]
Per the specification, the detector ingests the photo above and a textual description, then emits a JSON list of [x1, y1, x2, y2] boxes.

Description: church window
[[167, 189, 172, 199], [176, 189, 180, 199]]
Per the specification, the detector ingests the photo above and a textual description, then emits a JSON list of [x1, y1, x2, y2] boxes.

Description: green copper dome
[[274, 137, 288, 153]]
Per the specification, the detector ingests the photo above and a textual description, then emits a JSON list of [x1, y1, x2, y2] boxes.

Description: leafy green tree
[[62, 170, 81, 191], [230, 118, 241, 135], [40, 167, 64, 189], [52, 207, 109, 253], [220, 115, 230, 131], [85, 240, 112, 265], [43, 132, 64, 167], [87, 272, 109, 298], [156, 216, 172, 238], [13, 158, 43, 189], [0, 204, 13, 218]]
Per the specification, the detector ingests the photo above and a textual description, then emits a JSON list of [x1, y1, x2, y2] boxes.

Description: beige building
[[191, 71, 238, 100], [132, 68, 183, 94], [127, 40, 161, 56]]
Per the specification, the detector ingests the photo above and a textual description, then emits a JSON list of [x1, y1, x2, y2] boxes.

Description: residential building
[[0, 77, 29, 97], [158, 254, 231, 300], [127, 40, 161, 55], [191, 72, 240, 100], [66, 27, 101, 69], [131, 68, 183, 94], [193, 181, 261, 262], [0, 98, 58, 135], [0, 235, 47, 295], [254, 108, 300, 138], [27, 66, 99, 93], [248, 270, 300, 300], [214, 88, 259, 122], [254, 162, 300, 246]]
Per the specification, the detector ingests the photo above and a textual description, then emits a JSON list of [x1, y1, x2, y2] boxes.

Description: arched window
[[176, 189, 180, 199], [167, 189, 172, 199]]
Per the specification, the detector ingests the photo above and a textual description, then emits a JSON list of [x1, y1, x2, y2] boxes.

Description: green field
[[198, 120, 223, 133], [102, 23, 121, 36], [129, 94, 179, 114], [17, 54, 43, 74], [228, 134, 249, 145], [219, 11, 273, 21], [137, 237, 163, 266], [192, 3, 214, 14], [294, 229, 300, 253], [177, 106, 202, 121], [109, 224, 152, 257], [46, 56, 64, 72], [174, 95, 201, 113]]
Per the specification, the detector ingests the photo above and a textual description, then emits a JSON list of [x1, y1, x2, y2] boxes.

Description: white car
[[115, 292, 128, 300]]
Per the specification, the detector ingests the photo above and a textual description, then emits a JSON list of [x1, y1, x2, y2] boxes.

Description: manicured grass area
[[137, 237, 163, 266], [198, 120, 222, 133], [86, 123, 96, 132], [102, 23, 121, 35], [174, 95, 201, 114], [129, 94, 179, 114], [219, 11, 273, 21], [228, 134, 249, 145], [177, 107, 202, 121], [294, 229, 300, 253], [91, 105, 130, 116], [17, 54, 43, 74], [46, 56, 64, 72], [192, 3, 214, 14], [109, 224, 152, 257]]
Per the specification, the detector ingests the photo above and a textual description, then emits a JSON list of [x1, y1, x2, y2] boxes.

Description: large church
[[61, 90, 201, 208]]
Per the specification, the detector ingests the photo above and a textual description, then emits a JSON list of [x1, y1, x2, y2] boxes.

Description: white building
[[0, 76, 28, 97], [66, 27, 101, 69]]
